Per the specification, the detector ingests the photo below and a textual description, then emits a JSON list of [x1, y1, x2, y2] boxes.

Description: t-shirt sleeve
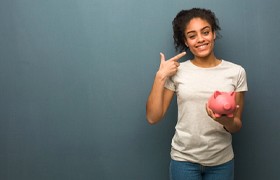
[[236, 66, 248, 92], [164, 77, 176, 91]]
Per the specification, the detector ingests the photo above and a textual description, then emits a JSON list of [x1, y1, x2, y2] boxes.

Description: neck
[[192, 54, 220, 68]]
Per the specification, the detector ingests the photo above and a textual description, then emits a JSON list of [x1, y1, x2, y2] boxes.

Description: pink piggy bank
[[208, 91, 236, 118]]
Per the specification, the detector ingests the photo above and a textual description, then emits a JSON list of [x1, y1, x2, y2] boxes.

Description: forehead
[[185, 18, 211, 32]]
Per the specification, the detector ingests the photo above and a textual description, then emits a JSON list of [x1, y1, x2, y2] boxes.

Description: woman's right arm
[[146, 72, 175, 124], [146, 52, 186, 125]]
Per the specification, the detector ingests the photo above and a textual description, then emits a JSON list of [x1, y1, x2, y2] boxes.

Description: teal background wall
[[1, 0, 280, 179]]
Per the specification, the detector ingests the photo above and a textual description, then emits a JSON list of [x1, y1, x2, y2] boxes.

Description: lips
[[196, 43, 209, 50]]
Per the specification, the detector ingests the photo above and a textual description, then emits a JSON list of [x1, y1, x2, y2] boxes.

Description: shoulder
[[221, 60, 247, 82], [222, 60, 241, 67], [221, 60, 246, 71], [169, 60, 191, 82], [177, 60, 193, 71], [179, 60, 192, 66]]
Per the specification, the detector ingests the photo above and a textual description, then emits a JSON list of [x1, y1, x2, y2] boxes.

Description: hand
[[205, 103, 240, 125], [157, 52, 186, 78]]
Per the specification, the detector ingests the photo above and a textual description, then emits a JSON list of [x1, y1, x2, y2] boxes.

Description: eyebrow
[[186, 26, 211, 35]]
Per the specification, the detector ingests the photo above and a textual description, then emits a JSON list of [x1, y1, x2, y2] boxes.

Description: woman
[[146, 8, 248, 180]]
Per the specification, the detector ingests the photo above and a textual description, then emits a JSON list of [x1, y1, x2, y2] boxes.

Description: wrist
[[156, 71, 167, 82], [223, 117, 242, 133]]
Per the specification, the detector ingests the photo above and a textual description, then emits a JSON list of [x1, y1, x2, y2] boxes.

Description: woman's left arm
[[206, 91, 245, 133]]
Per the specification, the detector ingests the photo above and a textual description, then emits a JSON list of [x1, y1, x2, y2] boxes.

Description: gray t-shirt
[[165, 60, 248, 166]]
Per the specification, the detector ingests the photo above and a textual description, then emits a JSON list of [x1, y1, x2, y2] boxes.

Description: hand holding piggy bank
[[208, 91, 236, 118]]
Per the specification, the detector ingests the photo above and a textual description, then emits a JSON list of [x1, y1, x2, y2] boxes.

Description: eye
[[202, 31, 210, 35], [188, 34, 196, 39]]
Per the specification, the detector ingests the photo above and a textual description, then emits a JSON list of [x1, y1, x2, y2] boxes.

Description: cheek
[[188, 46, 197, 54], [185, 39, 195, 47], [207, 34, 216, 42]]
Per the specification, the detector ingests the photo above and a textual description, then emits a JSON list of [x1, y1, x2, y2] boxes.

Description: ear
[[214, 91, 221, 98], [184, 37, 188, 47], [213, 31, 216, 40]]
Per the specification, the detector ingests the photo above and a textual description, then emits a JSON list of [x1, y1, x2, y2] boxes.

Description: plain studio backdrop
[[1, 0, 280, 179]]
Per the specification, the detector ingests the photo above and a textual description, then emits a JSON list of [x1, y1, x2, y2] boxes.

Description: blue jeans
[[169, 159, 234, 180]]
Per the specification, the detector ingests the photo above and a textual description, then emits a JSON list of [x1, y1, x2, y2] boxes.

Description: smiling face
[[184, 18, 216, 58]]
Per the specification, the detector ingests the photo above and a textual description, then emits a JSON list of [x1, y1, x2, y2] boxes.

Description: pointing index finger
[[170, 51, 187, 61]]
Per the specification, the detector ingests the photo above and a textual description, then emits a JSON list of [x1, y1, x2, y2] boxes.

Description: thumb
[[160, 52, 165, 63]]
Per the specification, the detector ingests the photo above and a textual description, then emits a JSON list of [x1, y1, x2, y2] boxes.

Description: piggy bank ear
[[214, 91, 221, 98]]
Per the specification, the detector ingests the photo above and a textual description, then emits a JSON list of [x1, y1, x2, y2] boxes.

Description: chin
[[193, 51, 212, 58]]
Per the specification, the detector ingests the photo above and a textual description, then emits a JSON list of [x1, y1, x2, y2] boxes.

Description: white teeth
[[197, 45, 207, 49]]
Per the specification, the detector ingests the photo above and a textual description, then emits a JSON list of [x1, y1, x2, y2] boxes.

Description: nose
[[197, 34, 204, 43]]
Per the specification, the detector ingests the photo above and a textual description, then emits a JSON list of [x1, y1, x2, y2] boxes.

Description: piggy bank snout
[[223, 103, 232, 110]]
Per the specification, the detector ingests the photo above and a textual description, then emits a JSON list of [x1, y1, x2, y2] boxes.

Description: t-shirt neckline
[[189, 59, 224, 69]]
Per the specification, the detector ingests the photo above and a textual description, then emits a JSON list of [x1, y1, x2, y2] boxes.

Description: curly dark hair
[[172, 8, 221, 52]]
